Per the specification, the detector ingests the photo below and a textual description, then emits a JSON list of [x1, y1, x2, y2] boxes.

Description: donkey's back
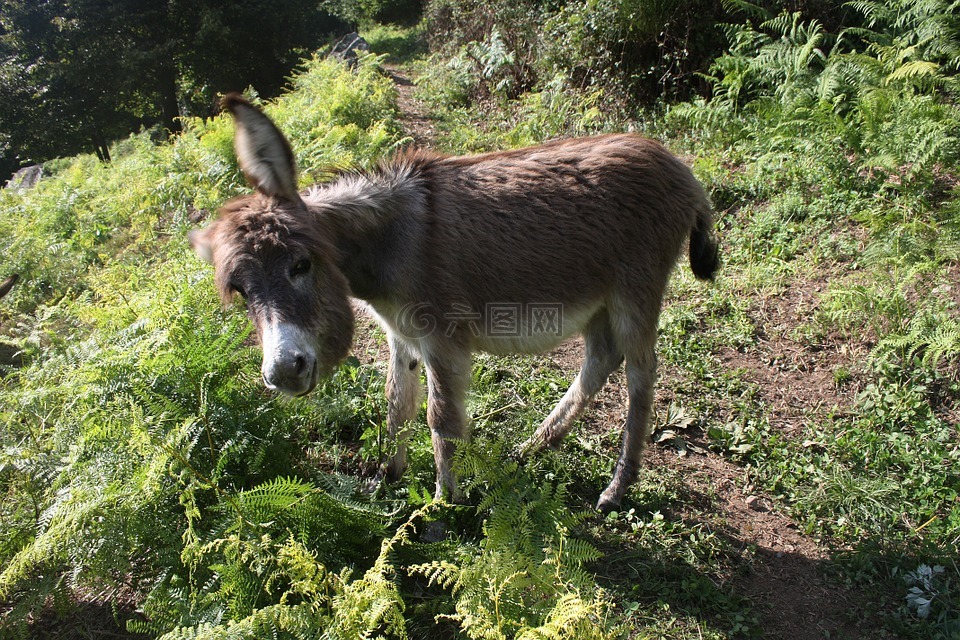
[[367, 134, 718, 510], [380, 134, 717, 351]]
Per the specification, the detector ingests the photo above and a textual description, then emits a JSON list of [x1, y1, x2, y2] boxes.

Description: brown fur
[[192, 96, 719, 511], [0, 274, 18, 299]]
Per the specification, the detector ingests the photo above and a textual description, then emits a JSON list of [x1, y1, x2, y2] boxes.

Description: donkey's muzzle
[[263, 353, 318, 396], [260, 321, 320, 397]]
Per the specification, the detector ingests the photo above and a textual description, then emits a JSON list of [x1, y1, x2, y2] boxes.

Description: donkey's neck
[[333, 216, 403, 301], [305, 167, 426, 302]]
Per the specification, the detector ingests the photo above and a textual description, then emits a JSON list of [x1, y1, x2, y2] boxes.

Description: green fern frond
[[409, 560, 462, 590], [228, 476, 315, 522], [515, 592, 612, 640], [885, 59, 943, 84]]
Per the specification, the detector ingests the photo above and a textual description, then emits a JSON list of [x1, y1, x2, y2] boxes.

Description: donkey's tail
[[689, 203, 719, 281]]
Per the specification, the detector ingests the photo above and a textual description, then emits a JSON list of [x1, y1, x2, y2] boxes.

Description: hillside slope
[[0, 26, 957, 639]]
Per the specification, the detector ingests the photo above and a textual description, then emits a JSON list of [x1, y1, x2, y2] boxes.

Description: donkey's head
[[190, 95, 354, 396]]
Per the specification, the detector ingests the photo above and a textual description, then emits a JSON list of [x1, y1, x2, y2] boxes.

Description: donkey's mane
[[301, 147, 437, 234]]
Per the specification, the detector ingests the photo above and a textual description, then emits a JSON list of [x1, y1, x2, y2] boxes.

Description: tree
[[170, 0, 351, 115], [0, 0, 347, 177], [0, 0, 157, 168]]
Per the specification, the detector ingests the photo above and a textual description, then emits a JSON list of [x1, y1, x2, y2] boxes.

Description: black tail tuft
[[689, 227, 719, 281]]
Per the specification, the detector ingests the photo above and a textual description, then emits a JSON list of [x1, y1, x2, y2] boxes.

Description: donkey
[[190, 94, 719, 512]]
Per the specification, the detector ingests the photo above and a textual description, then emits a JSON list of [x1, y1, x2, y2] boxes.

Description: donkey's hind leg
[[384, 333, 422, 481], [596, 336, 657, 513], [424, 349, 472, 501], [520, 310, 623, 456]]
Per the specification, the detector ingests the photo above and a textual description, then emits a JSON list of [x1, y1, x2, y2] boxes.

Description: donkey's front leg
[[384, 333, 422, 481], [423, 350, 472, 501]]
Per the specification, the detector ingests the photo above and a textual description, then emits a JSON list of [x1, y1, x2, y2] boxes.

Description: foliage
[[322, 0, 425, 27], [421, 0, 541, 102], [646, 3, 960, 635], [361, 23, 429, 64], [0, 0, 348, 174], [410, 443, 614, 639], [4, 6, 960, 638], [0, 55, 407, 637], [415, 62, 612, 154], [0, 50, 625, 640], [670, 1, 960, 189], [0, 0, 174, 165], [540, 0, 730, 103], [421, 0, 731, 108]]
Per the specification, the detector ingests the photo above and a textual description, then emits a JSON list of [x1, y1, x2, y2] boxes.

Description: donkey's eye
[[290, 259, 311, 278]]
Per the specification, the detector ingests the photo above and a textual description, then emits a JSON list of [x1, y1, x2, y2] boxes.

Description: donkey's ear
[[221, 93, 299, 202], [189, 228, 214, 264], [0, 273, 19, 299]]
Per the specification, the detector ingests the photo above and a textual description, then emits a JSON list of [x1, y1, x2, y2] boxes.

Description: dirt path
[[378, 64, 881, 639], [549, 337, 876, 640], [385, 65, 437, 146]]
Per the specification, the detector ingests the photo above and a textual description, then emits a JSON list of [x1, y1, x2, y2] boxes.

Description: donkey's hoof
[[518, 435, 551, 459], [433, 482, 465, 505], [361, 472, 386, 495], [384, 460, 407, 483], [595, 492, 621, 515], [433, 491, 465, 506], [517, 437, 537, 459]]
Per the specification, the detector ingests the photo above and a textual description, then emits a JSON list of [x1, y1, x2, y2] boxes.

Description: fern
[[156, 506, 429, 640], [687, 1, 960, 188], [877, 304, 960, 373], [405, 443, 616, 640], [0, 54, 410, 638], [515, 593, 612, 640]]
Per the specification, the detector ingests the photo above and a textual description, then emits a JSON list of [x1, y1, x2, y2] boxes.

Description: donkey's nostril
[[262, 352, 314, 392], [294, 354, 308, 376]]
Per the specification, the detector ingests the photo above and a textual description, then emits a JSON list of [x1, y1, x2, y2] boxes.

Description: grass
[[1, 18, 959, 640]]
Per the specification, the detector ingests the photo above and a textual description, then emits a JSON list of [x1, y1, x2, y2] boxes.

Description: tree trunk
[[158, 63, 182, 135]]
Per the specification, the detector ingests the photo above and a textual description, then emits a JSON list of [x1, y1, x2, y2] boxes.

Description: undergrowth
[[2, 7, 960, 638], [662, 4, 960, 636], [0, 53, 622, 640]]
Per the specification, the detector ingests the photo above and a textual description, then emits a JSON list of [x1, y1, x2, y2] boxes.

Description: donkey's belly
[[362, 297, 603, 356], [472, 301, 601, 355]]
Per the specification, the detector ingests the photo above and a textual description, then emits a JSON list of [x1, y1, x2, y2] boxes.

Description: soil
[[386, 65, 438, 146], [381, 66, 889, 639], [545, 335, 880, 640]]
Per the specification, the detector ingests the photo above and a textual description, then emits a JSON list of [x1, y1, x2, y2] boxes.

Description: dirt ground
[[546, 334, 877, 640]]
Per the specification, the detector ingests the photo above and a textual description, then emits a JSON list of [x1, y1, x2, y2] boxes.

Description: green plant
[[901, 563, 959, 631], [0, 52, 409, 637], [362, 23, 428, 63], [410, 442, 616, 639]]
